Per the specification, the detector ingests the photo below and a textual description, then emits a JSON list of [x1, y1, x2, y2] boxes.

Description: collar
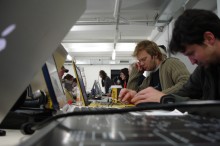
[[150, 62, 161, 73]]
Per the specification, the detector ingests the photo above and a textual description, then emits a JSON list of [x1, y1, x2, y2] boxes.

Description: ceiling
[[61, 0, 217, 64]]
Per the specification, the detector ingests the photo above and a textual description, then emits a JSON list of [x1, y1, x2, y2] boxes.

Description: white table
[[0, 129, 31, 146]]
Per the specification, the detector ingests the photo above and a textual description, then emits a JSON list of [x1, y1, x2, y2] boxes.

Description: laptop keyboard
[[49, 111, 220, 146]]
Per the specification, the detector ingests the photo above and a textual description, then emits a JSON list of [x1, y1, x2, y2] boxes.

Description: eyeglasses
[[138, 56, 148, 63]]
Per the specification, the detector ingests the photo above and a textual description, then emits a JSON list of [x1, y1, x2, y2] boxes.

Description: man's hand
[[135, 62, 144, 72], [118, 88, 137, 104], [131, 87, 165, 105]]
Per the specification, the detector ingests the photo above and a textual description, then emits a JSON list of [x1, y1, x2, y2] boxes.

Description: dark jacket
[[101, 76, 112, 93], [167, 64, 220, 102]]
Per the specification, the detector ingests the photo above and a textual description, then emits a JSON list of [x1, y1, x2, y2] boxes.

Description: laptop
[[91, 80, 103, 98], [17, 100, 220, 145], [42, 55, 67, 110], [72, 61, 134, 108], [72, 61, 93, 106], [0, 0, 86, 124]]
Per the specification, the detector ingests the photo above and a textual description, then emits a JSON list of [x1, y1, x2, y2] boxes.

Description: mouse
[[136, 102, 160, 107]]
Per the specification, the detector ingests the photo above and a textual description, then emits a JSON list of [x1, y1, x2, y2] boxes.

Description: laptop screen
[[42, 56, 67, 110], [72, 62, 90, 106], [92, 80, 103, 96], [0, 0, 86, 123]]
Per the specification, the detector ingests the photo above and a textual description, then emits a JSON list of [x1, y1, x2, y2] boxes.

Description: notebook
[[42, 55, 67, 110], [91, 80, 103, 98], [72, 61, 93, 106], [18, 100, 220, 146], [0, 0, 86, 123], [72, 61, 134, 108]]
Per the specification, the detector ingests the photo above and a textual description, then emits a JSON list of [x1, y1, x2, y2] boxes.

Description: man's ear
[[204, 31, 215, 45]]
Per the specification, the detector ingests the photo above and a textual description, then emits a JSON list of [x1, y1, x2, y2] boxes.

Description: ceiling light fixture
[[112, 49, 116, 60], [66, 54, 72, 61]]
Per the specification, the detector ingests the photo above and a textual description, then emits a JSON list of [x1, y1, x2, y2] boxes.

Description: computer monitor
[[0, 0, 86, 123], [72, 62, 90, 106], [91, 80, 103, 97], [42, 56, 67, 110]]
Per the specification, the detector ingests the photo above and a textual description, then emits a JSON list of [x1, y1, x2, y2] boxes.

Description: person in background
[[128, 63, 145, 86], [71, 78, 78, 98], [120, 40, 190, 105], [120, 9, 220, 105], [63, 74, 77, 99], [120, 68, 129, 88], [99, 70, 112, 94], [63, 74, 74, 91], [112, 76, 122, 85], [158, 45, 167, 59], [58, 65, 69, 79]]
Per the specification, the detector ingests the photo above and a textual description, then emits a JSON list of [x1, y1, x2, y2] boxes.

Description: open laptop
[[72, 61, 92, 106], [91, 80, 103, 98], [72, 61, 134, 108], [0, 0, 86, 124], [42, 55, 67, 110]]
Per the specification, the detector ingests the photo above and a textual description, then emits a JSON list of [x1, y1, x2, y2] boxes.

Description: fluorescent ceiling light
[[116, 43, 136, 51], [62, 43, 136, 53], [112, 49, 116, 60], [62, 43, 113, 52]]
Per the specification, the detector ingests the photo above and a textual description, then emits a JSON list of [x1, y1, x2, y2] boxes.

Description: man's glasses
[[138, 56, 148, 63]]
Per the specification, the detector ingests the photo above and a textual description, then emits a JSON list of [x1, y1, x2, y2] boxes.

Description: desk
[[0, 129, 30, 146]]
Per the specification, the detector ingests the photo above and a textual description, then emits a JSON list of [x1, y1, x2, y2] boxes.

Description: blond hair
[[133, 40, 163, 61]]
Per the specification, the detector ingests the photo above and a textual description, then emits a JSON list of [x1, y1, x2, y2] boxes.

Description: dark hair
[[99, 70, 107, 79], [61, 65, 69, 73], [158, 45, 166, 53], [120, 68, 129, 79], [64, 74, 73, 80], [169, 9, 220, 54], [73, 78, 77, 83]]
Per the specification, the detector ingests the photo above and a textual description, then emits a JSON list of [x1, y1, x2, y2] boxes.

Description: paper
[[130, 109, 188, 116]]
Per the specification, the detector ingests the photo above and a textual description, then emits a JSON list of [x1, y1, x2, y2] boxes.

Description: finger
[[118, 89, 128, 99], [135, 90, 148, 96], [134, 99, 149, 105], [121, 92, 132, 102], [131, 94, 148, 103]]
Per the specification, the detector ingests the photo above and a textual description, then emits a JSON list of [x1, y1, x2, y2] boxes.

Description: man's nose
[[139, 61, 144, 66], [188, 56, 197, 65]]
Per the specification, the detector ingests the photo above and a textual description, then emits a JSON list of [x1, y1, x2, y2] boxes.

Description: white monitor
[[0, 0, 86, 123], [42, 56, 67, 110]]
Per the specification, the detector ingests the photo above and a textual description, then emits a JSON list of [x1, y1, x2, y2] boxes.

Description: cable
[[20, 100, 220, 135]]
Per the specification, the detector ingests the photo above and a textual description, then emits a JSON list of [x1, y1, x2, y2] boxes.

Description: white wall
[[64, 64, 129, 93]]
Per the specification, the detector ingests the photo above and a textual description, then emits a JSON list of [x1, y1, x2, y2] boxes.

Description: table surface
[[0, 129, 31, 146]]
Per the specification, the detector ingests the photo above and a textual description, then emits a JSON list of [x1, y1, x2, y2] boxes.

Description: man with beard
[[119, 9, 220, 105], [123, 40, 190, 104]]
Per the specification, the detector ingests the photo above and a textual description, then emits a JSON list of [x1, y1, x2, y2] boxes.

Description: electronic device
[[0, 0, 86, 123], [91, 80, 103, 99], [42, 55, 67, 110], [18, 101, 220, 145], [72, 61, 91, 106], [72, 61, 134, 108]]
